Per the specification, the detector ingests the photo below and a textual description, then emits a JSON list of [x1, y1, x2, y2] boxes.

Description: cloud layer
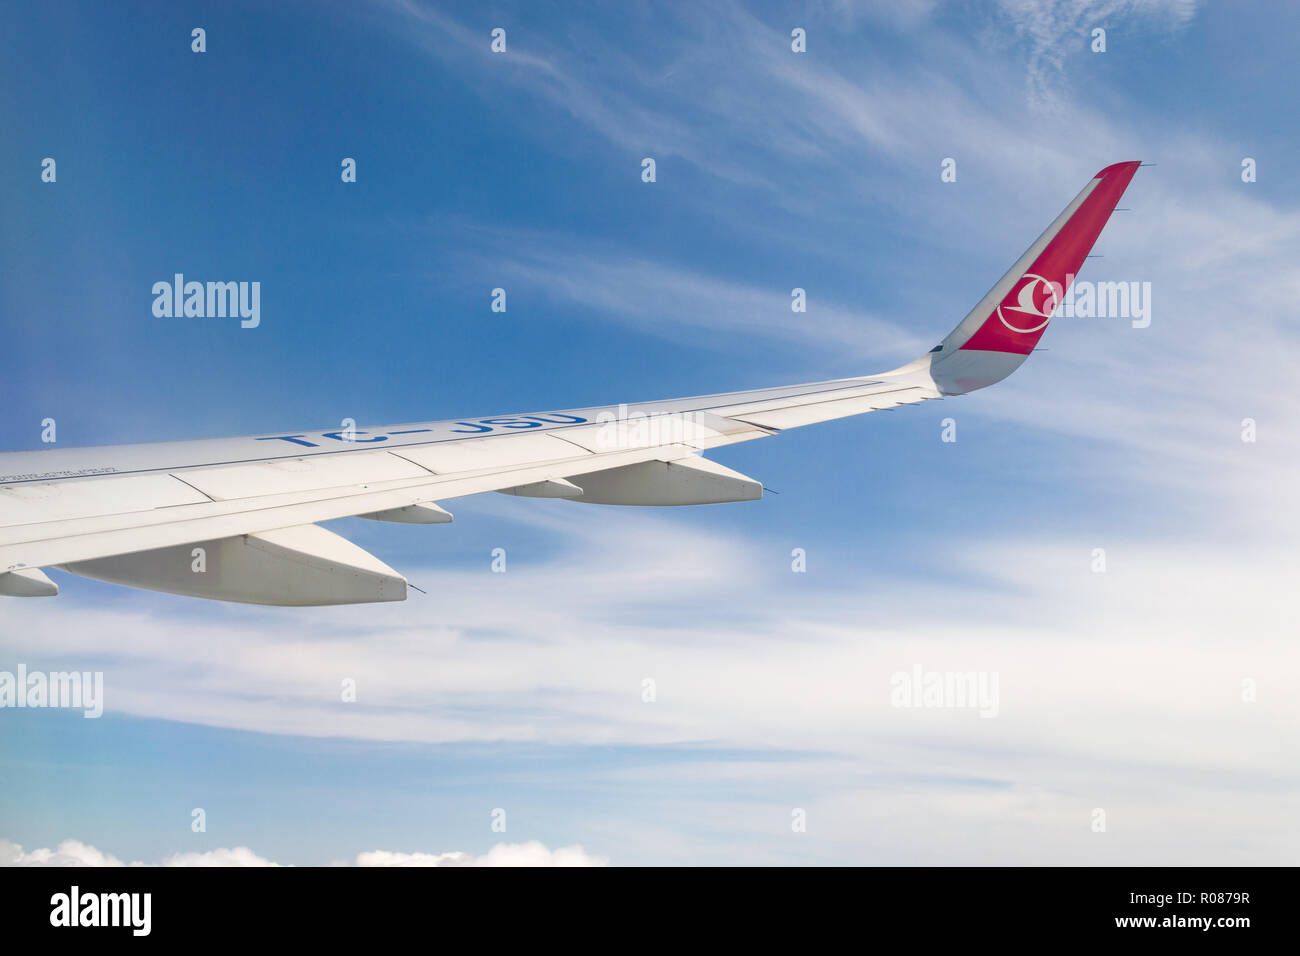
[[1, 838, 606, 868]]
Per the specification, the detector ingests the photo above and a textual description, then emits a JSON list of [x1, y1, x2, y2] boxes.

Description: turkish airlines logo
[[997, 273, 1061, 334]]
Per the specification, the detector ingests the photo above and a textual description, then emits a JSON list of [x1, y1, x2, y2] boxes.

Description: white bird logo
[[997, 273, 1060, 333]]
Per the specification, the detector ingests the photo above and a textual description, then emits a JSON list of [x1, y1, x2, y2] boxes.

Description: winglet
[[946, 161, 1141, 355], [916, 161, 1141, 394]]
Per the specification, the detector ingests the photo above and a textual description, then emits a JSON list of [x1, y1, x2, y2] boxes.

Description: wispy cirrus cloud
[[4, 488, 1298, 864], [429, 221, 927, 364], [990, 0, 1200, 109]]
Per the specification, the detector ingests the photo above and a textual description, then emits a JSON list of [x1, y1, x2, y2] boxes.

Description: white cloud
[[1, 838, 127, 868], [355, 842, 607, 867], [432, 223, 926, 363], [1, 838, 605, 868], [0, 839, 279, 867], [157, 847, 282, 867], [4, 497, 1298, 864], [991, 0, 1201, 109]]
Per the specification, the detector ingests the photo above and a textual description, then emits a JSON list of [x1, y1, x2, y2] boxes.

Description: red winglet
[[959, 161, 1141, 354]]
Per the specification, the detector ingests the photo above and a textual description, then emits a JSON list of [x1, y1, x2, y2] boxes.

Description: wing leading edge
[[0, 162, 1141, 604]]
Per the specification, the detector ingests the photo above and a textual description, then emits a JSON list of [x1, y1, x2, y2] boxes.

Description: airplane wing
[[0, 162, 1142, 605]]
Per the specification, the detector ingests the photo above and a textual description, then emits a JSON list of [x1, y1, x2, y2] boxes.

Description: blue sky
[[2, 0, 1298, 865]]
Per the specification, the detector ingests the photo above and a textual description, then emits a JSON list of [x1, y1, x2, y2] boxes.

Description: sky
[[1, 0, 1298, 866]]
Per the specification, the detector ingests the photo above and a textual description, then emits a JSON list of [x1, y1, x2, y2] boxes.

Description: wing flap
[[391, 431, 590, 473], [555, 410, 757, 455], [175, 450, 432, 501], [0, 472, 212, 525]]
